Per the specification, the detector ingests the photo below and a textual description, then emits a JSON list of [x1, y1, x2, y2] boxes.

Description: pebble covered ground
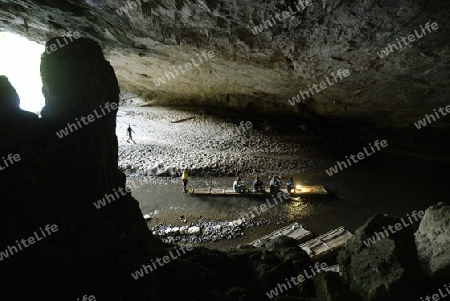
[[150, 215, 284, 244], [117, 106, 328, 178]]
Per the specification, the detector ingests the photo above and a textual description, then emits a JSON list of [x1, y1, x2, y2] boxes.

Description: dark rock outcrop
[[0, 76, 20, 110], [337, 214, 423, 301], [40, 37, 122, 194], [313, 272, 362, 301], [414, 202, 450, 278]]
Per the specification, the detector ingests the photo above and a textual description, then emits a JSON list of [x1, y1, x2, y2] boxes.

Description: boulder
[[179, 226, 189, 235], [414, 202, 450, 278], [188, 226, 202, 235], [337, 214, 423, 301], [165, 227, 180, 236], [313, 272, 363, 301], [264, 235, 302, 251]]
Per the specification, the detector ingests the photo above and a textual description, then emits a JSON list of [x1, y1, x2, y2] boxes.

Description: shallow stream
[[129, 151, 448, 251]]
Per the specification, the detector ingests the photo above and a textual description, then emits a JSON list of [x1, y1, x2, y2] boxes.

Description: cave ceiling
[[0, 0, 449, 128]]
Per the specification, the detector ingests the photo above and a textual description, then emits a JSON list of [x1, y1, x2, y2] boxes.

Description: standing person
[[181, 169, 188, 193], [127, 124, 136, 144]]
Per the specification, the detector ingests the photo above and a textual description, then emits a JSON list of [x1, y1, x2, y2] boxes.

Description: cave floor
[[120, 106, 449, 251], [116, 105, 330, 178]]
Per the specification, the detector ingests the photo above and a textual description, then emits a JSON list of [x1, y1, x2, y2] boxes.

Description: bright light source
[[0, 32, 45, 114], [295, 185, 302, 189]]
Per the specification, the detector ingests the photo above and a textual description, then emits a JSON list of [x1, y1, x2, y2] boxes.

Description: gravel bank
[[117, 106, 328, 178]]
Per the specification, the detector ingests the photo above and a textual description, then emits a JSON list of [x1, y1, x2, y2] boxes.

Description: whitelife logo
[[116, 0, 149, 16], [76, 295, 96, 301], [154, 50, 215, 87], [414, 105, 450, 129], [55, 102, 118, 139], [420, 282, 450, 301], [325, 140, 388, 176], [377, 21, 438, 59], [0, 153, 21, 171], [131, 244, 193, 280], [235, 121, 253, 131], [93, 178, 153, 209], [362, 210, 425, 247], [45, 32, 80, 54], [287, 69, 350, 106], [251, 0, 313, 35], [0, 224, 59, 261], [266, 262, 328, 299], [238, 191, 290, 222], [93, 186, 130, 209]]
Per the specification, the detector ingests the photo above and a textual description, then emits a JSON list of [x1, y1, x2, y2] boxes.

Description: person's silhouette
[[127, 124, 136, 144]]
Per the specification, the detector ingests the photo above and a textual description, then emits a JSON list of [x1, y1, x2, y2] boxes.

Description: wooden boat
[[248, 222, 313, 247], [288, 185, 328, 197], [187, 185, 327, 197], [298, 226, 353, 261]]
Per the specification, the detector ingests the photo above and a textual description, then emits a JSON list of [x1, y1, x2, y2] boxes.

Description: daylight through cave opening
[[0, 32, 45, 114]]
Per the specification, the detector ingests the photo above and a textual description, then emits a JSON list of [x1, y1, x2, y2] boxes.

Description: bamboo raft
[[298, 226, 354, 261], [248, 223, 353, 262], [248, 222, 313, 247], [187, 186, 327, 197], [288, 186, 328, 197]]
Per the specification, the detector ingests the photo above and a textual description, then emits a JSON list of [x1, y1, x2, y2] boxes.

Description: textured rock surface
[[313, 272, 362, 301], [414, 202, 450, 278], [1, 0, 450, 128], [337, 214, 423, 301], [40, 37, 123, 193]]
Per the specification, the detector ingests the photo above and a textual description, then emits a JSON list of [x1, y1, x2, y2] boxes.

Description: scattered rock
[[188, 226, 201, 235], [150, 216, 275, 244], [414, 202, 450, 278], [337, 214, 423, 301]]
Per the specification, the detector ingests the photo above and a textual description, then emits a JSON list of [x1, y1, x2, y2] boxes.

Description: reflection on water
[[130, 152, 448, 246]]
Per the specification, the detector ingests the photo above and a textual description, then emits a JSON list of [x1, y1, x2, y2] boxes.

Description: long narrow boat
[[187, 185, 328, 197]]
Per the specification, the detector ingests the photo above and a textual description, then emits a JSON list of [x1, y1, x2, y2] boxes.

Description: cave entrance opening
[[0, 32, 45, 115]]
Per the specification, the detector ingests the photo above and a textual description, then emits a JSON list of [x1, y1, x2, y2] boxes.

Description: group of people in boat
[[181, 168, 295, 194], [233, 175, 295, 194]]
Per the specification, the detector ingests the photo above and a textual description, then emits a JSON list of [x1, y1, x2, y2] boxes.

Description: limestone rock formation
[[0, 76, 20, 110], [40, 36, 123, 194], [414, 202, 450, 278], [0, 38, 161, 300], [337, 214, 423, 301]]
